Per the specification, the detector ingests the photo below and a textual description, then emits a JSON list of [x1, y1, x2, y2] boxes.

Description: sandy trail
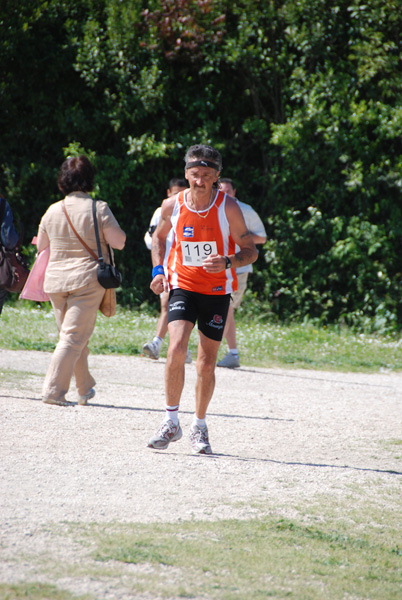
[[0, 349, 401, 596]]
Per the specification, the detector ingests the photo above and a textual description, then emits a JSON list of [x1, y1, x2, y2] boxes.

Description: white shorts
[[231, 272, 248, 309]]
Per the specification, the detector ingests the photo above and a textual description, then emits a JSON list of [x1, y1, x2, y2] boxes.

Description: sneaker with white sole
[[189, 425, 212, 454], [147, 419, 183, 449], [143, 340, 160, 360], [185, 348, 192, 364], [217, 352, 240, 369], [78, 388, 95, 406]]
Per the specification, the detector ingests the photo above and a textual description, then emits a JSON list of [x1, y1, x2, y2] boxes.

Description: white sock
[[153, 336, 163, 349], [192, 415, 206, 429], [165, 404, 179, 424], [229, 348, 239, 357]]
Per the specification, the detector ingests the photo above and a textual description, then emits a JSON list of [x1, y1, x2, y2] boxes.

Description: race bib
[[181, 241, 217, 266]]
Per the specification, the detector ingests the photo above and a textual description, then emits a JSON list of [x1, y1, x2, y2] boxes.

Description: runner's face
[[219, 182, 236, 196], [185, 165, 219, 193], [167, 185, 187, 197]]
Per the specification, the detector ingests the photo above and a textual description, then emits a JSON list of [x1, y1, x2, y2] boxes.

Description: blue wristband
[[152, 265, 165, 278]]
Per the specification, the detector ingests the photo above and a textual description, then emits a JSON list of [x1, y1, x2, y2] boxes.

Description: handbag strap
[[62, 200, 98, 260], [92, 200, 114, 267]]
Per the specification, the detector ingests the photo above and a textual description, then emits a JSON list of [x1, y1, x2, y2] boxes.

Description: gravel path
[[0, 349, 401, 596]]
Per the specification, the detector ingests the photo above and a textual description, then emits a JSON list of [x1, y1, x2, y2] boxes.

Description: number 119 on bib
[[181, 241, 217, 266]]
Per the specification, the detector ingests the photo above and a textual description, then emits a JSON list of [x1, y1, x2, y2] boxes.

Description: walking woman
[[37, 156, 126, 406]]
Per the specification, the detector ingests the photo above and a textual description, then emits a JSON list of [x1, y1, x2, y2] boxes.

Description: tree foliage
[[1, 0, 401, 330]]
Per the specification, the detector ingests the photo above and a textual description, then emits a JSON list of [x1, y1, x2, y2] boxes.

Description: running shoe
[[217, 352, 240, 369], [142, 340, 160, 360], [78, 388, 95, 405], [189, 425, 213, 454], [147, 419, 183, 449]]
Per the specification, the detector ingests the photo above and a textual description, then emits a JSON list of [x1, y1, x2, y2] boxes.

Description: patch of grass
[[381, 439, 402, 460], [5, 493, 401, 600], [1, 304, 402, 372], [82, 511, 401, 599], [0, 369, 40, 382], [0, 305, 59, 352], [0, 369, 42, 394], [0, 583, 91, 600], [234, 317, 402, 372]]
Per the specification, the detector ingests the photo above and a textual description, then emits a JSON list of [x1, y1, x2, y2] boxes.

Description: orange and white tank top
[[167, 189, 238, 295]]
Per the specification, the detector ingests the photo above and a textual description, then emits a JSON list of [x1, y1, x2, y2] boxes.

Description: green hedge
[[1, 0, 402, 331]]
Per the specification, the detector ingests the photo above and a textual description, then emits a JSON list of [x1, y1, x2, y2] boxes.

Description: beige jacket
[[38, 192, 125, 293]]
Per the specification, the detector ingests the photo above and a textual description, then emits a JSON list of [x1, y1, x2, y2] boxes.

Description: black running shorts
[[167, 288, 231, 342]]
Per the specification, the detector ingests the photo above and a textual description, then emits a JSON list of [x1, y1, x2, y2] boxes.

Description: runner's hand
[[202, 254, 226, 273], [150, 274, 168, 294]]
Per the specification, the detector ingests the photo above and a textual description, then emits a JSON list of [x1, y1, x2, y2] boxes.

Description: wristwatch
[[224, 256, 232, 269]]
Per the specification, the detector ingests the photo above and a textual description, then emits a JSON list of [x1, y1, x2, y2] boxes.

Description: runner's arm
[[228, 200, 258, 269], [150, 198, 174, 294], [203, 198, 258, 273]]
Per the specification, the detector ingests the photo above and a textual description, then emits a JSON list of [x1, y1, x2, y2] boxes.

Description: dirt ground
[[0, 348, 401, 597]]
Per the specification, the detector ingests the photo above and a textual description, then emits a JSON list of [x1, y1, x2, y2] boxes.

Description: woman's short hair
[[57, 155, 95, 195]]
